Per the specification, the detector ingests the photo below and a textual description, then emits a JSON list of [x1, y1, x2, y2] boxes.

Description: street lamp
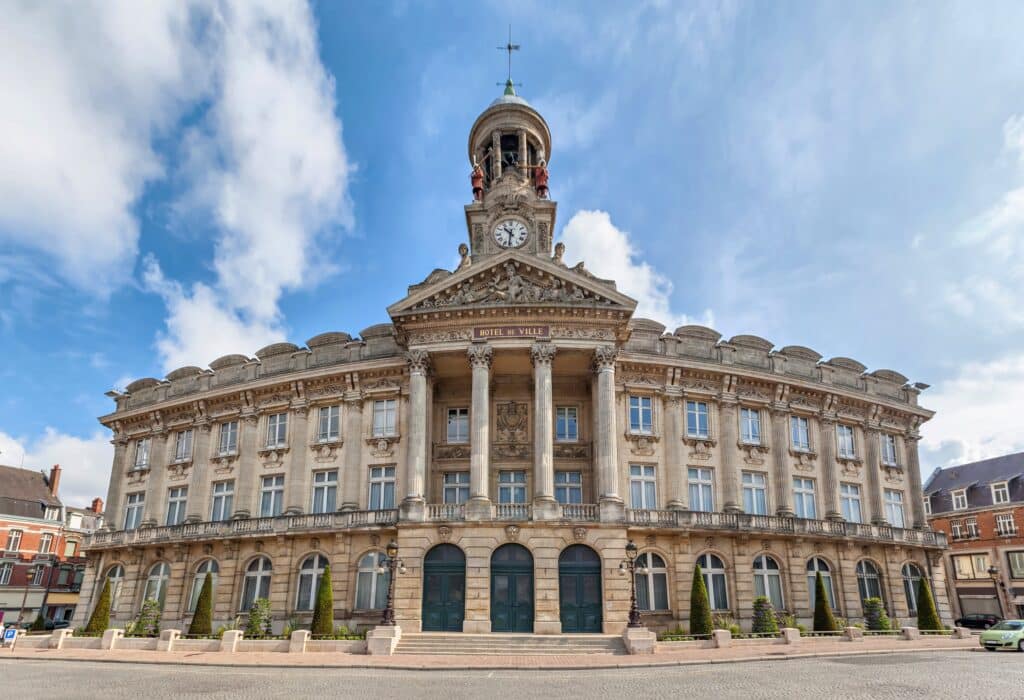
[[16, 565, 37, 627], [377, 539, 405, 626], [618, 540, 645, 628], [987, 565, 1006, 618]]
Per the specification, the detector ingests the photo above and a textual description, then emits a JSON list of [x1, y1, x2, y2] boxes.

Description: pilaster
[[770, 407, 794, 516], [863, 424, 885, 525], [818, 415, 842, 521], [232, 414, 259, 518], [466, 343, 493, 521], [531, 342, 559, 519], [402, 350, 431, 522], [593, 345, 623, 522], [664, 390, 686, 510], [339, 393, 364, 511], [718, 391, 741, 514]]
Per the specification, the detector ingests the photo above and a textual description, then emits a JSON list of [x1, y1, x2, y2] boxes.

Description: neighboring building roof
[[0, 463, 62, 518], [924, 451, 1024, 496]]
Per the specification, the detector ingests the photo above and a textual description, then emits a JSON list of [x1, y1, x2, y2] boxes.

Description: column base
[[232, 510, 251, 520], [283, 506, 303, 516], [338, 502, 358, 513], [399, 497, 426, 522], [775, 507, 794, 517], [599, 497, 625, 523], [532, 497, 561, 520], [722, 504, 742, 514], [871, 517, 889, 526], [826, 511, 845, 522], [667, 500, 686, 511], [465, 497, 492, 521]]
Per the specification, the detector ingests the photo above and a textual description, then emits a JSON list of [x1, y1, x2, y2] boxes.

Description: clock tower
[[464, 80, 557, 261]]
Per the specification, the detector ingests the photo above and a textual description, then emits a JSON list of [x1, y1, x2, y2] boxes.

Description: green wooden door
[[490, 544, 534, 633], [422, 544, 466, 632], [558, 545, 603, 633]]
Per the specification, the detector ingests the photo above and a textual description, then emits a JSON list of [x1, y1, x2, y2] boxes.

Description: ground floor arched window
[[105, 564, 125, 611], [902, 563, 924, 615], [188, 559, 219, 612], [806, 557, 837, 611], [142, 562, 170, 609], [355, 551, 389, 610], [635, 552, 669, 611], [753, 554, 784, 610], [241, 557, 272, 612], [698, 553, 729, 611], [296, 554, 329, 611], [856, 560, 883, 603]]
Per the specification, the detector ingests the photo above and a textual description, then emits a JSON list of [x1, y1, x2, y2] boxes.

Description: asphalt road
[[1, 651, 1020, 699]]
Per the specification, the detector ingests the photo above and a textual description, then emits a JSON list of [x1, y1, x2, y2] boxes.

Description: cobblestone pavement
[[1, 650, 1019, 699]]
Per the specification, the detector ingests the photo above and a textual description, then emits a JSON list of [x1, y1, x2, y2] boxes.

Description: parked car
[[955, 613, 1002, 630], [979, 620, 1024, 651], [20, 618, 69, 631]]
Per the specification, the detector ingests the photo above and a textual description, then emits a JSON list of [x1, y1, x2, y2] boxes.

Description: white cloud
[[0, 429, 113, 508], [1004, 114, 1024, 162], [559, 210, 713, 329]]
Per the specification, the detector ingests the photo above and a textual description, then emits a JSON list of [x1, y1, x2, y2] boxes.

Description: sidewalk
[[2, 636, 977, 671]]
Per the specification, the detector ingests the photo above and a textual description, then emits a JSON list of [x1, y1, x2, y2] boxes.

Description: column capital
[[406, 349, 432, 374], [467, 343, 493, 369], [592, 345, 618, 371], [530, 341, 557, 367]]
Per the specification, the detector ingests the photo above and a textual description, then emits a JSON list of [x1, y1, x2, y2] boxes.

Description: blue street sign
[[3, 628, 17, 643]]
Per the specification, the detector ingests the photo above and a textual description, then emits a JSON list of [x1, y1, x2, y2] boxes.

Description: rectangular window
[[836, 425, 856, 459], [446, 408, 469, 443], [498, 470, 528, 504], [318, 405, 341, 442], [174, 429, 193, 461], [555, 471, 583, 504], [166, 487, 188, 526], [124, 492, 145, 530], [64, 541, 77, 557], [629, 465, 657, 509], [951, 489, 968, 510], [953, 555, 974, 579], [368, 466, 396, 510], [31, 567, 45, 586], [972, 553, 989, 577], [5, 529, 22, 552], [372, 399, 397, 437], [38, 533, 53, 554], [790, 416, 810, 451], [965, 517, 979, 538], [218, 421, 239, 455], [443, 472, 470, 504], [881, 434, 897, 466], [556, 406, 578, 442], [742, 472, 768, 515], [260, 475, 285, 517], [992, 482, 1010, 505], [311, 470, 338, 513], [0, 563, 12, 585], [793, 478, 817, 519], [884, 489, 905, 528], [266, 413, 288, 447], [688, 468, 714, 512], [840, 483, 863, 523], [133, 438, 150, 470], [210, 481, 234, 521], [950, 520, 963, 540], [686, 401, 710, 438], [923, 497, 931, 516], [996, 513, 1017, 536], [740, 408, 762, 445], [629, 396, 653, 434], [1008, 551, 1024, 579]]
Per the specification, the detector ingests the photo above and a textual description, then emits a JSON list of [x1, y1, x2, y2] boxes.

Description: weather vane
[[497, 25, 522, 91]]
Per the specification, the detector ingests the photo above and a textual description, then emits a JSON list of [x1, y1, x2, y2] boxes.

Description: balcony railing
[[561, 503, 599, 521], [427, 503, 465, 521], [493, 503, 532, 521]]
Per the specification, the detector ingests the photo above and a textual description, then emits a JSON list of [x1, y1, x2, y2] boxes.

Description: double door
[[491, 570, 533, 632]]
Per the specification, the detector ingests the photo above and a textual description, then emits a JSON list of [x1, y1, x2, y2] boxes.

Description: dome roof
[[489, 93, 532, 108]]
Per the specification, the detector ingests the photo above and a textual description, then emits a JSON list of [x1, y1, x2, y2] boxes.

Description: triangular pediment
[[387, 250, 638, 319]]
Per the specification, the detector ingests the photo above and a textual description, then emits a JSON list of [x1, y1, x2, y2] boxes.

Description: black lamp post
[[987, 565, 1006, 618], [618, 539, 644, 628], [378, 539, 405, 626]]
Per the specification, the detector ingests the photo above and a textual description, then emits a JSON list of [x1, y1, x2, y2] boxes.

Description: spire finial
[[496, 25, 521, 95]]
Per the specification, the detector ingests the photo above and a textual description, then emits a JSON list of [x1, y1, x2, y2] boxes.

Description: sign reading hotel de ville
[[473, 325, 550, 339]]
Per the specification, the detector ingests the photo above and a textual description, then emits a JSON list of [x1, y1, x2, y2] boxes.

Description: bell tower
[[465, 58, 557, 263]]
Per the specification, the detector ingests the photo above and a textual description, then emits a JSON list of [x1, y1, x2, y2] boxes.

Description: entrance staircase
[[394, 633, 627, 656]]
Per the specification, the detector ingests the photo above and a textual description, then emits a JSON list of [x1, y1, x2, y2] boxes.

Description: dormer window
[[952, 489, 968, 511]]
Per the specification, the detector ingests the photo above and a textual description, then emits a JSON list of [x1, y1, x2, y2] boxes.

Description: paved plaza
[[1, 650, 1019, 699]]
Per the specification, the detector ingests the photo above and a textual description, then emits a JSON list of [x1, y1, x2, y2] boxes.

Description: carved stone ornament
[[505, 525, 521, 541], [307, 383, 346, 399], [258, 446, 289, 469], [367, 437, 397, 459], [370, 534, 381, 546], [495, 402, 529, 443], [740, 443, 770, 466], [408, 329, 473, 345], [704, 537, 714, 550], [312, 441, 341, 463], [625, 433, 659, 457], [203, 544, 213, 555], [467, 343, 493, 369], [790, 449, 818, 473], [593, 345, 619, 371], [311, 538, 320, 551], [127, 468, 149, 485], [438, 526, 452, 542], [883, 465, 905, 484], [530, 342, 557, 366], [761, 540, 771, 551], [573, 527, 587, 542], [406, 349, 431, 374], [841, 459, 863, 477], [211, 453, 238, 475], [254, 541, 263, 552], [493, 443, 530, 460], [645, 534, 657, 547], [684, 437, 715, 461], [554, 443, 591, 459], [435, 444, 471, 460], [167, 461, 191, 481], [549, 325, 615, 341]]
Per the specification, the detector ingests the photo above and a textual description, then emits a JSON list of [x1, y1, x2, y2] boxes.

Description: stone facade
[[73, 86, 949, 636]]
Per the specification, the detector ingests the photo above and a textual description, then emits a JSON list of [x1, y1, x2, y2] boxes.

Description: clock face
[[492, 219, 529, 249]]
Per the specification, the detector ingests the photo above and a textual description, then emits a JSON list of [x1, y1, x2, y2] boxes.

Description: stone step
[[395, 633, 627, 656]]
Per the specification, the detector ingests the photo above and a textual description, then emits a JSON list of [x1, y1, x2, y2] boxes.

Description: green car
[[979, 620, 1024, 651]]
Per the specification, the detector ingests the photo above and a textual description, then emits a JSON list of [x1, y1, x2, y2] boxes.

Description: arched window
[[753, 554, 784, 610], [296, 554, 329, 611], [806, 557, 837, 611], [902, 563, 924, 615], [355, 551, 390, 610], [142, 562, 170, 609], [856, 560, 883, 603], [697, 553, 729, 611], [635, 552, 669, 611], [188, 559, 219, 612], [105, 564, 125, 611], [241, 557, 272, 612]]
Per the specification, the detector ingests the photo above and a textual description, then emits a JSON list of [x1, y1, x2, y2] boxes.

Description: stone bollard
[[951, 627, 971, 639], [781, 627, 801, 645], [157, 629, 181, 652], [900, 626, 920, 641], [843, 627, 864, 642], [366, 625, 402, 656], [622, 626, 658, 655], [101, 628, 124, 650], [49, 628, 73, 650], [289, 629, 310, 654], [711, 629, 732, 648], [220, 629, 242, 653]]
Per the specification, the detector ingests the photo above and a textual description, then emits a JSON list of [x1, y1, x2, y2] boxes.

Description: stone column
[[185, 422, 214, 522], [531, 342, 558, 519], [664, 391, 686, 510], [232, 415, 259, 518], [904, 434, 927, 529], [104, 435, 130, 529], [770, 408, 793, 516], [718, 399, 741, 513], [143, 432, 170, 526], [818, 417, 842, 521], [402, 350, 431, 521], [491, 130, 502, 179], [284, 405, 309, 515], [863, 425, 885, 524], [339, 394, 363, 512], [466, 343, 493, 520], [593, 346, 623, 521]]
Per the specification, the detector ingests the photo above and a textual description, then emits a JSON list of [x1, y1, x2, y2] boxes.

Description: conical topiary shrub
[[813, 571, 838, 632], [310, 565, 334, 637], [915, 577, 942, 631], [245, 598, 273, 638], [863, 597, 891, 631], [689, 564, 713, 636], [30, 614, 47, 631], [188, 572, 214, 636], [84, 577, 112, 636], [751, 596, 779, 635]]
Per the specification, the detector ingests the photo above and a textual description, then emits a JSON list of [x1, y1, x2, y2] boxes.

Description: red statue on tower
[[534, 158, 549, 198], [471, 156, 485, 201]]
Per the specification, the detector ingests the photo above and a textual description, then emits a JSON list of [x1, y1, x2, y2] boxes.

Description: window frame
[[741, 471, 768, 515], [133, 438, 151, 470], [259, 475, 285, 517], [355, 551, 390, 610], [697, 553, 729, 611], [880, 433, 898, 466], [739, 407, 762, 445], [498, 470, 528, 505], [188, 559, 219, 613], [210, 481, 235, 521], [1007, 551, 1024, 579], [317, 405, 341, 443], [311, 470, 338, 514], [856, 560, 883, 604], [793, 477, 817, 519], [174, 429, 194, 462], [840, 482, 863, 524], [807, 557, 837, 611], [991, 482, 1010, 505], [635, 552, 670, 612], [555, 406, 579, 442], [995, 512, 1017, 536], [685, 400, 710, 439], [124, 492, 145, 530], [240, 557, 272, 612], [368, 466, 396, 510], [372, 399, 398, 438], [883, 489, 905, 529], [901, 563, 923, 615], [142, 562, 171, 609], [6, 529, 23, 552], [555, 470, 583, 504], [265, 412, 288, 448], [446, 407, 470, 444], [218, 420, 239, 455], [790, 415, 811, 452], [688, 467, 714, 512], [629, 464, 657, 509], [951, 489, 968, 511], [166, 486, 188, 526], [0, 562, 12, 585], [295, 554, 329, 611], [628, 395, 654, 435], [38, 532, 53, 554], [836, 424, 856, 459], [442, 471, 470, 505], [752, 554, 785, 610]]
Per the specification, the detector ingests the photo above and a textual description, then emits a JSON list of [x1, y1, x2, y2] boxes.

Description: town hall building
[[74, 81, 951, 636]]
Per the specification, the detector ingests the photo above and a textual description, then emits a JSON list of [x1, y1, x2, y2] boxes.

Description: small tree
[[245, 598, 273, 638], [689, 564, 713, 636], [915, 577, 942, 631], [751, 596, 779, 635], [84, 578, 112, 636], [188, 572, 214, 637], [310, 565, 334, 637], [862, 597, 891, 631], [30, 614, 47, 631], [133, 599, 162, 637], [813, 571, 838, 632]]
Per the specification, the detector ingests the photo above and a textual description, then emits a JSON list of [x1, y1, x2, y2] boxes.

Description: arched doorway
[[491, 544, 533, 633], [422, 544, 465, 632], [559, 545, 602, 633]]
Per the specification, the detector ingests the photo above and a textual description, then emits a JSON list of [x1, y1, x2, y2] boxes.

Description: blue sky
[[2, 1, 1023, 505]]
